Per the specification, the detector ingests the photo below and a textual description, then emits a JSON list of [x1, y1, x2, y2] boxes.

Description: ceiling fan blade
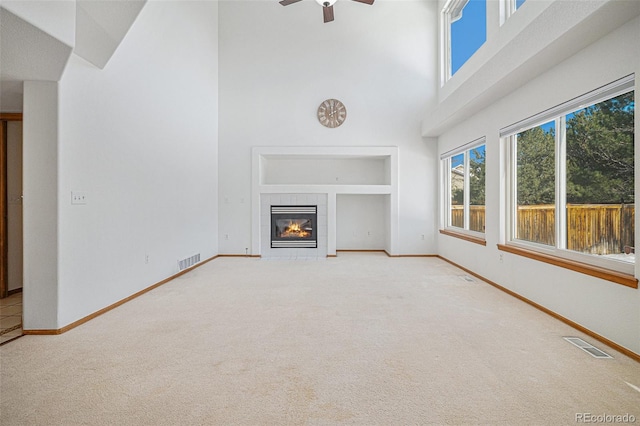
[[279, 0, 303, 6], [352, 0, 374, 4], [323, 4, 334, 23]]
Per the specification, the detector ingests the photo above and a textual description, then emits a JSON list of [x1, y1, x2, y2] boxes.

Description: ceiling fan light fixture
[[280, 0, 373, 23], [315, 0, 337, 6]]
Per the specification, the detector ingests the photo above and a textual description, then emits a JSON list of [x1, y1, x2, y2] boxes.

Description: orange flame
[[282, 220, 310, 238]]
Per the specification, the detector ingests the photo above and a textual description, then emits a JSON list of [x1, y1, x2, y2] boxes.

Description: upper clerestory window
[[442, 0, 486, 80]]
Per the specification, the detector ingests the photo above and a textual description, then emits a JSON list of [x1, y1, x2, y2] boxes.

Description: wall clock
[[317, 99, 346, 128]]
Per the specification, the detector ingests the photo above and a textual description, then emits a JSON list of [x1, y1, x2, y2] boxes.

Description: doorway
[[0, 113, 23, 344], [0, 113, 23, 297]]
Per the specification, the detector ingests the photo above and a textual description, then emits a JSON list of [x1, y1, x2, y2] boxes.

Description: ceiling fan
[[279, 0, 375, 24]]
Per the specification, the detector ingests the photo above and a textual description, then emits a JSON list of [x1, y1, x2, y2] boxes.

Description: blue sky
[[451, 145, 485, 167], [539, 120, 556, 133], [452, 153, 464, 167], [451, 0, 486, 75], [537, 112, 577, 133]]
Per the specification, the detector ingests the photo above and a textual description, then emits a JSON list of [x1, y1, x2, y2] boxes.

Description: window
[[443, 139, 486, 238], [504, 76, 635, 275], [443, 0, 486, 79]]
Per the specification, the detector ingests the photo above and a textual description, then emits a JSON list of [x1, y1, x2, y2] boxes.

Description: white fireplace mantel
[[252, 146, 399, 257]]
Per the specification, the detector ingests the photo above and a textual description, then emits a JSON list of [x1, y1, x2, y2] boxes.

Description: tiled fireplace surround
[[252, 146, 399, 259], [261, 194, 328, 259]]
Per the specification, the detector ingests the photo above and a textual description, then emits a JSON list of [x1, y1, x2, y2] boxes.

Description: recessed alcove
[[261, 156, 390, 185], [252, 146, 398, 257], [336, 194, 388, 250]]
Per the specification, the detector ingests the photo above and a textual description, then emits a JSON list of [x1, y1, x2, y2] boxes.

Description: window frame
[[503, 75, 636, 277], [441, 137, 487, 244], [441, 0, 457, 82], [500, 0, 525, 26]]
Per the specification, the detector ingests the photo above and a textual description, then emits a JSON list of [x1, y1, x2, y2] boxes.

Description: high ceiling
[[0, 0, 146, 112]]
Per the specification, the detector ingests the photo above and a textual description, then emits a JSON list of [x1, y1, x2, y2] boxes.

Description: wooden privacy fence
[[450, 205, 485, 232], [450, 204, 635, 255], [516, 204, 555, 246], [565, 204, 635, 255]]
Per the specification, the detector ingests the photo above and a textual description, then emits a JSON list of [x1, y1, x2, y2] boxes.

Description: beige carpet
[[1, 253, 639, 425]]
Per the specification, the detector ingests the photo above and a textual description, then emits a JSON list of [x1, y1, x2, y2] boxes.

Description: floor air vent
[[563, 337, 612, 359], [178, 253, 201, 271]]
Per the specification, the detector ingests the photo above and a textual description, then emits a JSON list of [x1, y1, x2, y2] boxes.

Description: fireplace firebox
[[271, 205, 317, 248]]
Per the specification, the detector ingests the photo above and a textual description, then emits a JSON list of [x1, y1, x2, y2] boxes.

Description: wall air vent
[[178, 253, 201, 271], [563, 337, 612, 359]]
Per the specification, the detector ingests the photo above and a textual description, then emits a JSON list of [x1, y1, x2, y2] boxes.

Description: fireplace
[[271, 205, 317, 248]]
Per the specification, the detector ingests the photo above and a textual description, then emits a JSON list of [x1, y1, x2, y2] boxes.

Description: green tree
[[469, 147, 485, 206], [516, 126, 556, 205], [451, 187, 464, 205], [515, 91, 634, 206], [566, 91, 635, 204]]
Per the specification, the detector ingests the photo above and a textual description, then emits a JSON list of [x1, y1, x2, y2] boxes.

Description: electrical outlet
[[145, 254, 150, 264], [421, 234, 425, 240], [225, 234, 229, 240], [499, 254, 504, 263], [71, 191, 87, 205]]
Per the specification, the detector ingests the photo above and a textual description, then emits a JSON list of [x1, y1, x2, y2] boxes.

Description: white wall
[[219, 0, 438, 255], [23, 81, 59, 330], [437, 15, 640, 354], [45, 0, 219, 329]]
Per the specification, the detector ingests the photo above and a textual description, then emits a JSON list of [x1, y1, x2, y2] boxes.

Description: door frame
[[0, 113, 23, 298]]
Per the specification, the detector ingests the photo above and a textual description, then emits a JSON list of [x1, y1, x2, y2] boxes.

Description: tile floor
[[0, 292, 23, 345]]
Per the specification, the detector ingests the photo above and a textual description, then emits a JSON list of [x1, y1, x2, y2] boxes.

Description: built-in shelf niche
[[260, 155, 391, 186], [252, 147, 399, 256]]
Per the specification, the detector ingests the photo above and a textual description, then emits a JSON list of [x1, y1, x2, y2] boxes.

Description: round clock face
[[317, 99, 346, 128]]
